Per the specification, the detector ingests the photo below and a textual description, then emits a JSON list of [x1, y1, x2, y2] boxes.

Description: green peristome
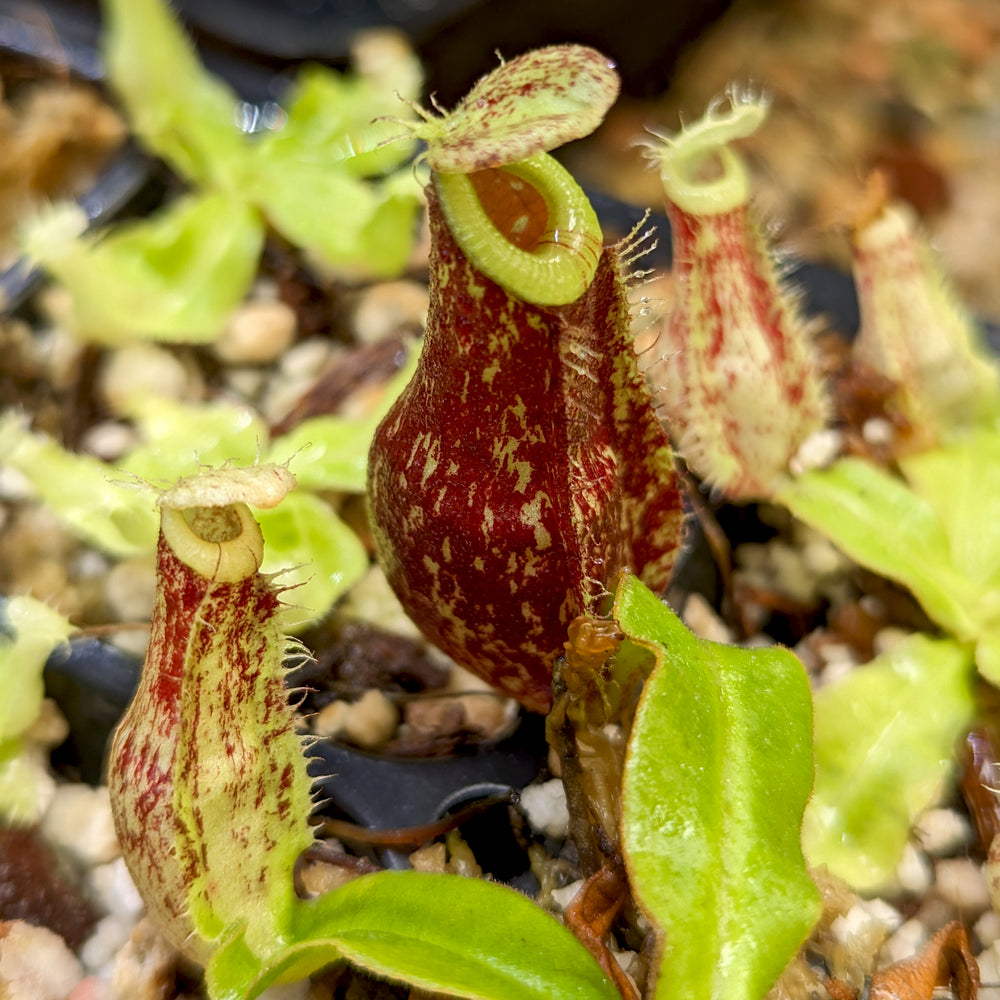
[[776, 431, 1000, 682], [803, 633, 975, 892], [648, 90, 769, 216], [205, 871, 622, 1000], [434, 152, 603, 307], [0, 597, 72, 824], [616, 573, 819, 1000]]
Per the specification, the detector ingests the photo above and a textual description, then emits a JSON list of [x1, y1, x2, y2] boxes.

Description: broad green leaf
[[616, 573, 820, 1000], [0, 412, 158, 557], [777, 436, 1000, 683], [260, 62, 418, 179], [776, 457, 980, 641], [0, 596, 72, 743], [268, 345, 420, 493], [118, 396, 266, 480], [0, 746, 49, 825], [21, 195, 264, 344], [899, 432, 1000, 595], [205, 871, 621, 1000], [803, 633, 975, 892], [257, 492, 368, 627], [102, 0, 246, 188], [268, 416, 373, 494], [247, 157, 419, 280], [0, 596, 72, 823]]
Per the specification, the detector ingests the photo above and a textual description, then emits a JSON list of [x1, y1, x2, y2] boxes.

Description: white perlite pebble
[[0, 465, 36, 501], [978, 942, 1000, 1000], [313, 700, 351, 740], [862, 417, 895, 446], [0, 920, 84, 1000], [830, 899, 902, 970], [873, 626, 912, 657], [816, 641, 858, 669], [279, 338, 333, 380], [88, 858, 144, 923], [933, 858, 992, 913], [352, 280, 429, 344], [857, 896, 904, 933], [520, 778, 569, 837], [895, 841, 933, 895], [519, 779, 570, 839], [914, 808, 973, 856], [100, 344, 193, 413], [41, 784, 120, 867], [341, 690, 398, 749], [549, 879, 584, 912], [104, 555, 157, 623], [337, 566, 424, 641], [879, 917, 927, 965], [801, 537, 848, 577], [215, 299, 297, 364], [110, 919, 177, 1000], [79, 915, 135, 974], [790, 428, 843, 473], [682, 593, 734, 644], [976, 908, 1000, 947], [81, 421, 139, 461]]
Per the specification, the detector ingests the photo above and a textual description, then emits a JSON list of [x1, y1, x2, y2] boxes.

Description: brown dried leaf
[[563, 862, 640, 1000], [828, 921, 979, 1000]]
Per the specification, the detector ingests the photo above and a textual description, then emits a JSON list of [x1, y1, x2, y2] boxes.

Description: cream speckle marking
[[519, 492, 553, 550], [442, 537, 452, 562], [512, 460, 533, 492], [420, 438, 442, 487]]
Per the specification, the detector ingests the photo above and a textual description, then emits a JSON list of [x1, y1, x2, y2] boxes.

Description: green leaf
[[0, 412, 158, 557], [899, 432, 1000, 596], [118, 395, 266, 480], [102, 0, 246, 188], [205, 871, 621, 1000], [22, 194, 264, 344], [616, 573, 820, 1000], [775, 457, 980, 640], [803, 633, 975, 892], [268, 345, 420, 493], [260, 61, 419, 179], [247, 157, 419, 280], [0, 596, 72, 744], [0, 596, 72, 824], [777, 434, 1000, 683], [256, 492, 368, 627]]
